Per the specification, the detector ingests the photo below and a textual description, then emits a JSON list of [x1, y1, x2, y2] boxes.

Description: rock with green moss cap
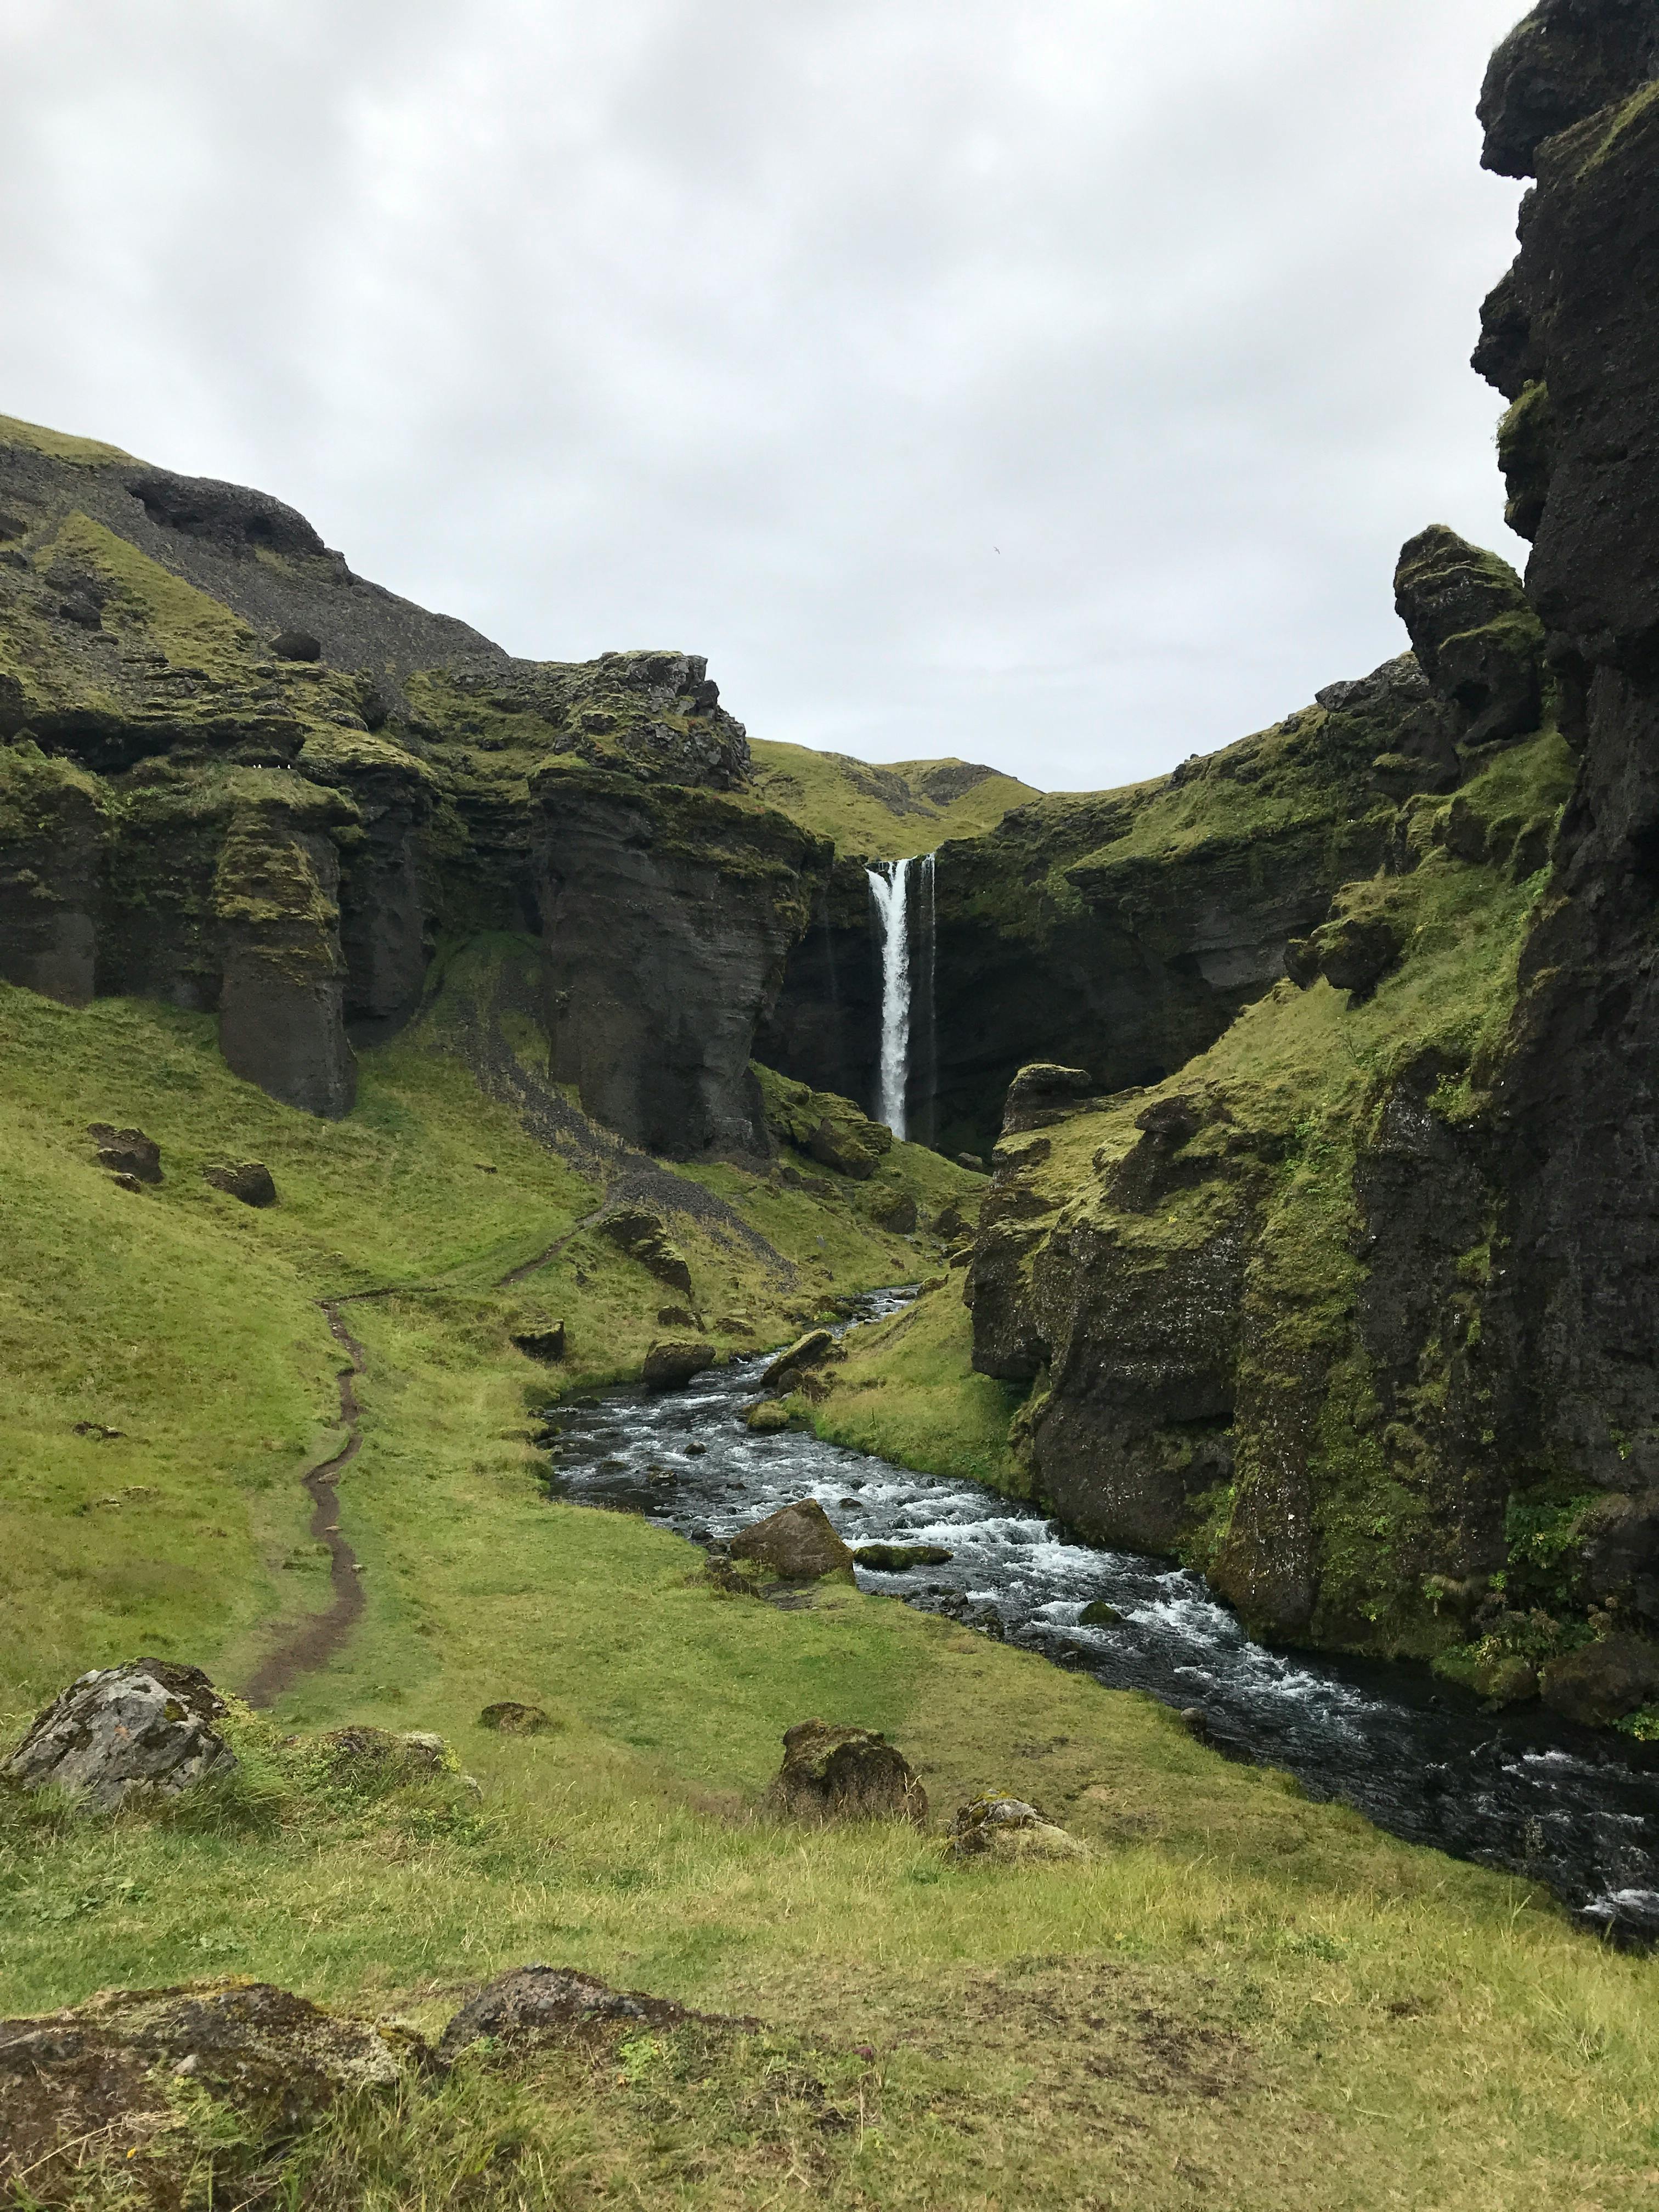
[[1393, 525, 1544, 749], [642, 1338, 716, 1391], [766, 1720, 928, 1825], [730, 1498, 853, 1579]]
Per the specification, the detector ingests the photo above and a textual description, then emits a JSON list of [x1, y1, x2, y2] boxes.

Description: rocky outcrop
[[0, 1980, 414, 2196], [4, 1660, 236, 1809], [949, 1792, 1086, 1862]]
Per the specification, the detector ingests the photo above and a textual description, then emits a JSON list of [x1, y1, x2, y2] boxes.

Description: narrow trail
[[241, 1303, 369, 1709], [240, 1206, 610, 1707]]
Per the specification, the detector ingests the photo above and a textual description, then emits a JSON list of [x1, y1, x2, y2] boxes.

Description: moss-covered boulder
[[766, 1719, 927, 1825], [642, 1338, 716, 1391], [730, 1498, 853, 1579], [1393, 526, 1545, 748]]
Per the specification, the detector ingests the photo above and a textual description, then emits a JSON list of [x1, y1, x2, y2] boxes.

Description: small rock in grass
[[478, 1702, 556, 1736], [4, 1660, 235, 1810], [767, 1720, 928, 1826], [88, 1123, 162, 1184], [314, 1726, 454, 1782], [511, 1319, 567, 1362], [202, 1160, 278, 1207], [730, 1498, 852, 1579], [642, 1338, 716, 1391], [657, 1304, 698, 1327], [950, 1791, 1087, 1863], [438, 1966, 748, 2061], [872, 1190, 918, 1234], [853, 1543, 955, 1572]]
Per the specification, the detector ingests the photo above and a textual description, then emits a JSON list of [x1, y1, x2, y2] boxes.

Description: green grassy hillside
[[2, 941, 1656, 2209], [749, 740, 1039, 859]]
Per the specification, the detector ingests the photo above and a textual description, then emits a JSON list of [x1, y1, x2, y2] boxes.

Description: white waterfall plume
[[867, 857, 912, 1139]]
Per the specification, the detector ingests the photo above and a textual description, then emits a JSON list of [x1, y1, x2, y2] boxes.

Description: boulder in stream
[[643, 1338, 716, 1391], [730, 1498, 853, 1578]]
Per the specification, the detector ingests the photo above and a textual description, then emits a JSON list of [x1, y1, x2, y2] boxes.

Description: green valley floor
[[2, 973, 1656, 2210]]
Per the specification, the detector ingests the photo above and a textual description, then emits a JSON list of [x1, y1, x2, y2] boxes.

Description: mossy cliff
[[888, 0, 1659, 1732], [0, 419, 804, 1148]]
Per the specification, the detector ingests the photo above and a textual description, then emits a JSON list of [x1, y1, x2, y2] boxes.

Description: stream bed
[[541, 1293, 1659, 1940]]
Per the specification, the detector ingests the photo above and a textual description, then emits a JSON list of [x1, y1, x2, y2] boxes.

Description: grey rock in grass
[[4, 1660, 235, 1810], [439, 1965, 750, 2061]]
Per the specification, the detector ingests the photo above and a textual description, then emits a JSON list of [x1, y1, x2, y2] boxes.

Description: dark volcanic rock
[[535, 766, 829, 1159], [4, 1660, 235, 1809], [510, 1318, 566, 1362], [202, 1159, 278, 1206], [439, 1966, 694, 2061], [1393, 525, 1545, 748], [1539, 1634, 1659, 1726], [272, 627, 323, 662], [766, 1719, 928, 1825], [642, 1338, 717, 1391], [730, 1498, 854, 1579], [1478, 0, 1659, 178], [0, 1980, 413, 2194], [89, 1123, 162, 1183]]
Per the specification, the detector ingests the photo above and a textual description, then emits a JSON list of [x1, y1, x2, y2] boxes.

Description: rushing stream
[[542, 1291, 1659, 1941]]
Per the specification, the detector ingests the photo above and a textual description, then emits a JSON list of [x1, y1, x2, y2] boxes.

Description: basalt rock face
[[960, 2, 1659, 1717], [1472, 14, 1659, 1561], [0, 417, 814, 1146], [535, 765, 828, 1156]]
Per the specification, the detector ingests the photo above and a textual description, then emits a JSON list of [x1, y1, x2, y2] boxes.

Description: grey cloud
[[0, 0, 1528, 789]]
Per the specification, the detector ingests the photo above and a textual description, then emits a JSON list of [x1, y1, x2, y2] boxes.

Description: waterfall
[[867, 857, 912, 1138], [919, 849, 937, 1147], [867, 851, 939, 1143]]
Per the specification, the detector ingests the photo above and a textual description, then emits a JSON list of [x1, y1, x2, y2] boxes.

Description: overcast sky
[[1, 1, 1528, 792]]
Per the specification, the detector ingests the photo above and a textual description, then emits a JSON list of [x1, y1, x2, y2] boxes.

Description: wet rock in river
[[853, 1542, 955, 1572], [767, 1720, 928, 1826], [643, 1338, 716, 1391], [1540, 1634, 1659, 1729], [1079, 1600, 1125, 1627], [746, 1400, 791, 1433], [730, 1498, 853, 1578], [4, 1659, 235, 1810], [760, 1328, 838, 1391]]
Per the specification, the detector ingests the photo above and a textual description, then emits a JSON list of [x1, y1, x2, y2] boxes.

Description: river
[[540, 1291, 1659, 1942]]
